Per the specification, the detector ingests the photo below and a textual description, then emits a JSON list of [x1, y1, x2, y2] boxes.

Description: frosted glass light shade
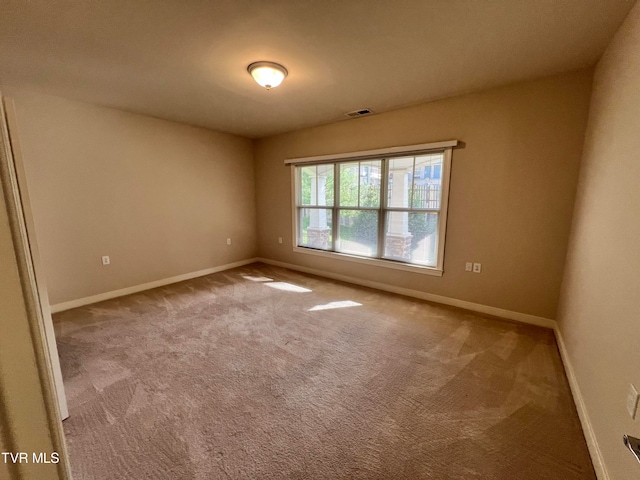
[[248, 62, 288, 90]]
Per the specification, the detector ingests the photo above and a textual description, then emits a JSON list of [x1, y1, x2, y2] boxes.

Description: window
[[288, 141, 456, 275]]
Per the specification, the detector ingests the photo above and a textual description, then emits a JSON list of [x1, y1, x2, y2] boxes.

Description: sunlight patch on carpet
[[308, 300, 362, 311], [265, 282, 311, 293], [242, 275, 274, 282]]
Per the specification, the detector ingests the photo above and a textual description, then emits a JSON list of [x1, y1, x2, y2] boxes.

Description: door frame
[[2, 96, 69, 420], [0, 92, 72, 478]]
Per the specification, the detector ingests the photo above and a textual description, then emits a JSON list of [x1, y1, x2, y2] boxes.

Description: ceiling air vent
[[345, 108, 373, 118]]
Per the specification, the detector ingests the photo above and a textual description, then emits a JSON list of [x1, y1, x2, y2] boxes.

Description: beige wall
[[557, 3, 640, 479], [254, 70, 592, 320], [0, 176, 65, 479], [7, 92, 257, 305]]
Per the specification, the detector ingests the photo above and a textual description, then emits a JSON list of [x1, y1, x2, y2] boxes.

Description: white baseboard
[[554, 327, 609, 480], [255, 257, 556, 329], [50, 258, 259, 313]]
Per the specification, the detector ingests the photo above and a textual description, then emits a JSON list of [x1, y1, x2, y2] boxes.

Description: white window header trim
[[284, 140, 458, 165]]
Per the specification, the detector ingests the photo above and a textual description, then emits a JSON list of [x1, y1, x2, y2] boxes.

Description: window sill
[[292, 246, 443, 276]]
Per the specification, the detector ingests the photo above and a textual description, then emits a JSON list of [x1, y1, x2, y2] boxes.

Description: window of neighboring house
[[433, 163, 442, 180], [288, 141, 456, 275]]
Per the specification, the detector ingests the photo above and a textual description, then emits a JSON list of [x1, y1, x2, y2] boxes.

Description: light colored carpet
[[53, 263, 595, 479]]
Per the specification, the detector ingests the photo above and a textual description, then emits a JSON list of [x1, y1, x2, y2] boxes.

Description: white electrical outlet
[[473, 263, 482, 273], [101, 255, 110, 266], [278, 237, 283, 244], [226, 238, 232, 245], [627, 384, 639, 419], [465, 262, 473, 272]]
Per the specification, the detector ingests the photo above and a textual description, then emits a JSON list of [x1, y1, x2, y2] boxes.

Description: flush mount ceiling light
[[247, 61, 288, 90]]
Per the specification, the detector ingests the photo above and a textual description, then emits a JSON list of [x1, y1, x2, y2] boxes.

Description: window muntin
[[294, 149, 450, 270]]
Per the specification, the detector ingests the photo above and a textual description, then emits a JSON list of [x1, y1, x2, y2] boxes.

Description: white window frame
[[286, 140, 457, 276]]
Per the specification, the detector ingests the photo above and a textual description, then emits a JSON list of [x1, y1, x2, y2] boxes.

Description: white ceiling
[[0, 0, 635, 138]]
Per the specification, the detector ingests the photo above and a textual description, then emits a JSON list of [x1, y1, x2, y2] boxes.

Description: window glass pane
[[298, 208, 333, 250], [359, 160, 381, 207], [337, 210, 378, 257], [300, 166, 315, 205], [339, 162, 359, 207], [300, 165, 333, 207], [387, 157, 414, 208], [317, 163, 334, 206], [413, 154, 444, 209], [383, 212, 438, 266]]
